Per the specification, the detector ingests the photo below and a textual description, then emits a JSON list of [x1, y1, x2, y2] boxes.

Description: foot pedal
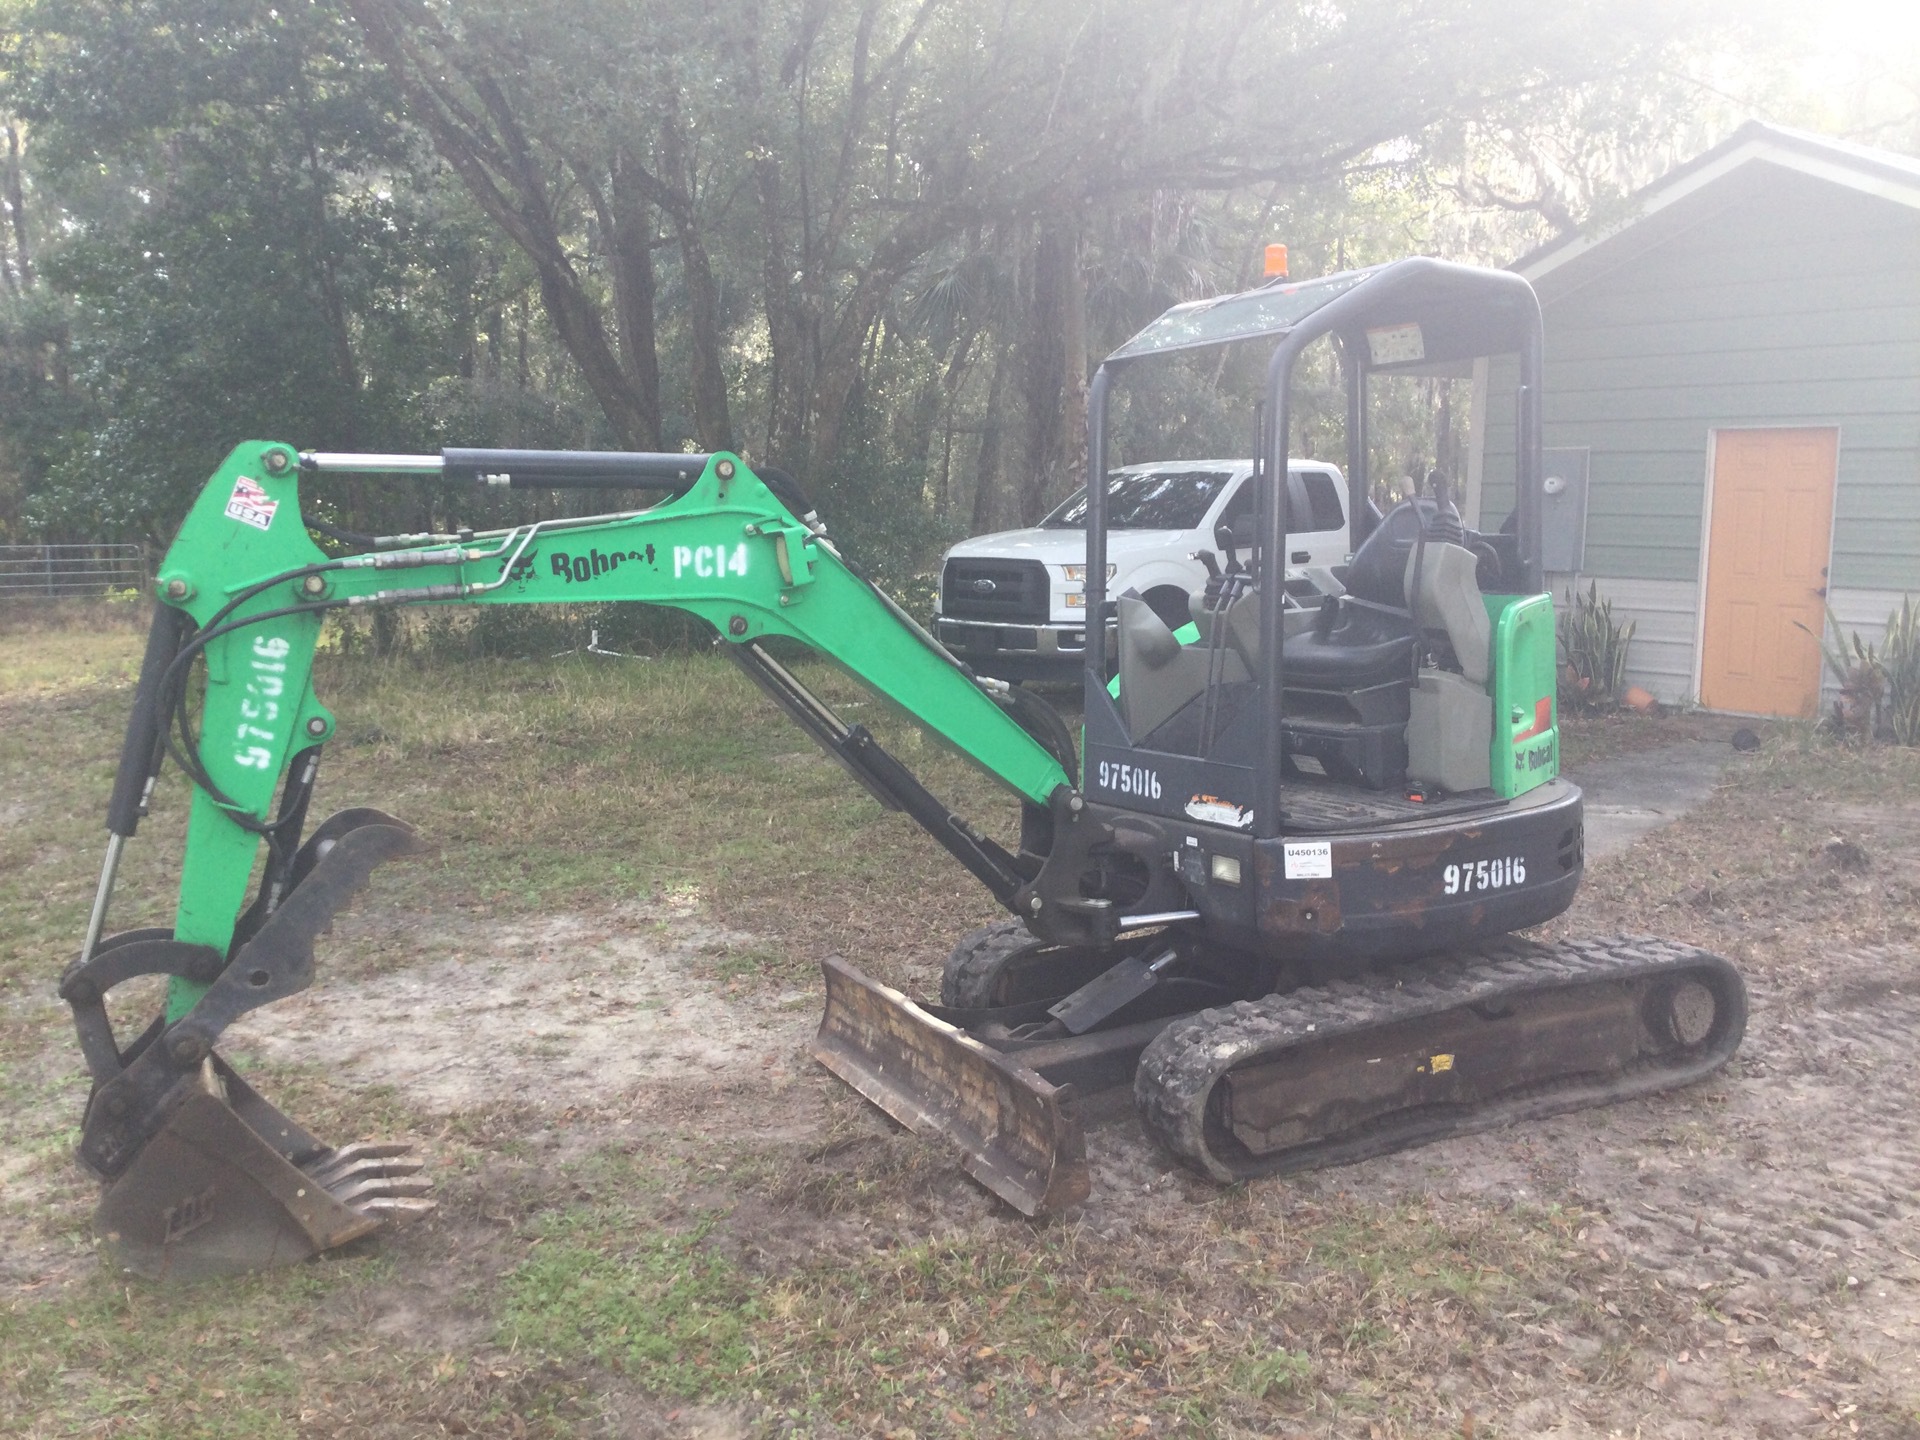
[[1047, 948, 1179, 1035]]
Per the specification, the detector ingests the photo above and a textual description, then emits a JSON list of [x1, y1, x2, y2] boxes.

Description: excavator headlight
[[1210, 854, 1243, 886]]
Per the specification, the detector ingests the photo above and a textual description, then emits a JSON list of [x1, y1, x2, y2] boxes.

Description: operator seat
[[1279, 499, 1431, 690], [1283, 494, 1496, 685], [1402, 529, 1494, 792], [1273, 496, 1498, 791]]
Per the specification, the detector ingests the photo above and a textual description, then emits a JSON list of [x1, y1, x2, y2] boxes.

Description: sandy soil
[[182, 851, 1920, 1436], [224, 899, 820, 1112]]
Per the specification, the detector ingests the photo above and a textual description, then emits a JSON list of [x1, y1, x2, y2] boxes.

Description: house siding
[[1479, 162, 1920, 704], [1543, 579, 1909, 707], [1485, 168, 1920, 585]]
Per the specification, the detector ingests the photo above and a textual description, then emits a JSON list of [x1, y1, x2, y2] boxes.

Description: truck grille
[[941, 558, 1050, 623]]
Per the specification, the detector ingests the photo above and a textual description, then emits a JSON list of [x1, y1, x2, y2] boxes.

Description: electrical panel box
[[1540, 447, 1590, 575]]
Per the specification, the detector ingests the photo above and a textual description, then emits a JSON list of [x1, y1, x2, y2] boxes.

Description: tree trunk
[[608, 153, 664, 448], [1017, 218, 1086, 525], [755, 148, 809, 464], [1059, 225, 1089, 500], [658, 115, 733, 451], [344, 1, 656, 448], [3, 123, 30, 292], [676, 219, 735, 452], [296, 101, 361, 447], [970, 345, 1009, 534]]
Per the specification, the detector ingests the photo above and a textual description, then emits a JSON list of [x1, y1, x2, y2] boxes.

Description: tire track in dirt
[[1290, 944, 1920, 1315], [1586, 947, 1920, 1307]]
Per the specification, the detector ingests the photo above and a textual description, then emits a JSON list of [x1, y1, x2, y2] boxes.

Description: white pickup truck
[[934, 458, 1355, 681]]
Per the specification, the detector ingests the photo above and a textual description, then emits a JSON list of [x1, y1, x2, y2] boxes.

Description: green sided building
[[1470, 121, 1920, 717]]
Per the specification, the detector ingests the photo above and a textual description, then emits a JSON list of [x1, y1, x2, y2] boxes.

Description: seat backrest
[[1343, 497, 1433, 607], [1404, 542, 1490, 684]]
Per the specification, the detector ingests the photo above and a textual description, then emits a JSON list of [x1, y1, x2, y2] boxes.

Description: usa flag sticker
[[224, 476, 279, 531]]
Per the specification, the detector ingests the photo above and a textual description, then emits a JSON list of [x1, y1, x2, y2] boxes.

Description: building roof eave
[[1513, 121, 1920, 288]]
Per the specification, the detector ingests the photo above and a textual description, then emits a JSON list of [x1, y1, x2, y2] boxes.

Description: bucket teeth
[[329, 1174, 437, 1209], [305, 1142, 417, 1186], [355, 1196, 439, 1223], [76, 810, 437, 1279], [93, 1071, 436, 1278], [305, 1143, 435, 1219]]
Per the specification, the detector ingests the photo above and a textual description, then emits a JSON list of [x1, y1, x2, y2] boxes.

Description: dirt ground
[[4, 616, 1919, 1438]]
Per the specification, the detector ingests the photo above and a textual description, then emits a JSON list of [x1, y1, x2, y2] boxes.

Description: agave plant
[[1804, 607, 1886, 743], [1876, 597, 1920, 745], [1803, 597, 1920, 745], [1557, 581, 1636, 713]]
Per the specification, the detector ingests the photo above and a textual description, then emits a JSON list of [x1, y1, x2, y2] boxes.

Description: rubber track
[[1136, 934, 1747, 1183]]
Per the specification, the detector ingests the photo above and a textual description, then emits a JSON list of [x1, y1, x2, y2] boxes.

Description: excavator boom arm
[[130, 442, 1070, 989]]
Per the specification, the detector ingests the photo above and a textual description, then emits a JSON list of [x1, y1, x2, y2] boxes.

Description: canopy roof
[[1109, 266, 1384, 359], [1106, 257, 1540, 370]]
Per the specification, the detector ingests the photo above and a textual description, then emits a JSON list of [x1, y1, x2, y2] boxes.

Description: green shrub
[[1881, 597, 1920, 746], [1806, 605, 1886, 742]]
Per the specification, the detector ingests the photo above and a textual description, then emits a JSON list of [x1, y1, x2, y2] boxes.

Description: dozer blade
[[814, 955, 1089, 1217], [94, 1058, 435, 1282]]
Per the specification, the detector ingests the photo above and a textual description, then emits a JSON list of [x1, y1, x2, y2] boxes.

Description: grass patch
[[3, 1266, 346, 1440], [482, 1138, 1684, 1437], [1562, 724, 1920, 962], [504, 1217, 759, 1394]]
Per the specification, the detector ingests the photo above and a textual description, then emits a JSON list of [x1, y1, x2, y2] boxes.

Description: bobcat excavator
[[65, 258, 1746, 1279]]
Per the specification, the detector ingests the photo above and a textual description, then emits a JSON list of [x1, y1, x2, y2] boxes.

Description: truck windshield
[[1043, 469, 1235, 530]]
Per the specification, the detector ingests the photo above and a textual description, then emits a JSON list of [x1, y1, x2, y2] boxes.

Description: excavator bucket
[[813, 956, 1090, 1216], [69, 811, 435, 1280], [93, 1058, 433, 1281]]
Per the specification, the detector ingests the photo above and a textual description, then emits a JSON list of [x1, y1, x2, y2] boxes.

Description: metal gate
[[0, 544, 149, 599]]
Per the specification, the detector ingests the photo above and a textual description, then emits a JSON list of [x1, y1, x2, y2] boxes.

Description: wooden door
[[1699, 427, 1837, 716]]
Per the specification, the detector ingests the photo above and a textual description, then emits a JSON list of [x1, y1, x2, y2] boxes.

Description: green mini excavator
[[65, 258, 1746, 1278]]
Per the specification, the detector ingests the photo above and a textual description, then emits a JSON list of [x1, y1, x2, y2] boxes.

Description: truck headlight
[[1061, 564, 1117, 582], [1064, 593, 1085, 608]]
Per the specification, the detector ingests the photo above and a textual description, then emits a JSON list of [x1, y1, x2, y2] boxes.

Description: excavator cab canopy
[[1082, 257, 1549, 837], [1107, 257, 1541, 373]]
